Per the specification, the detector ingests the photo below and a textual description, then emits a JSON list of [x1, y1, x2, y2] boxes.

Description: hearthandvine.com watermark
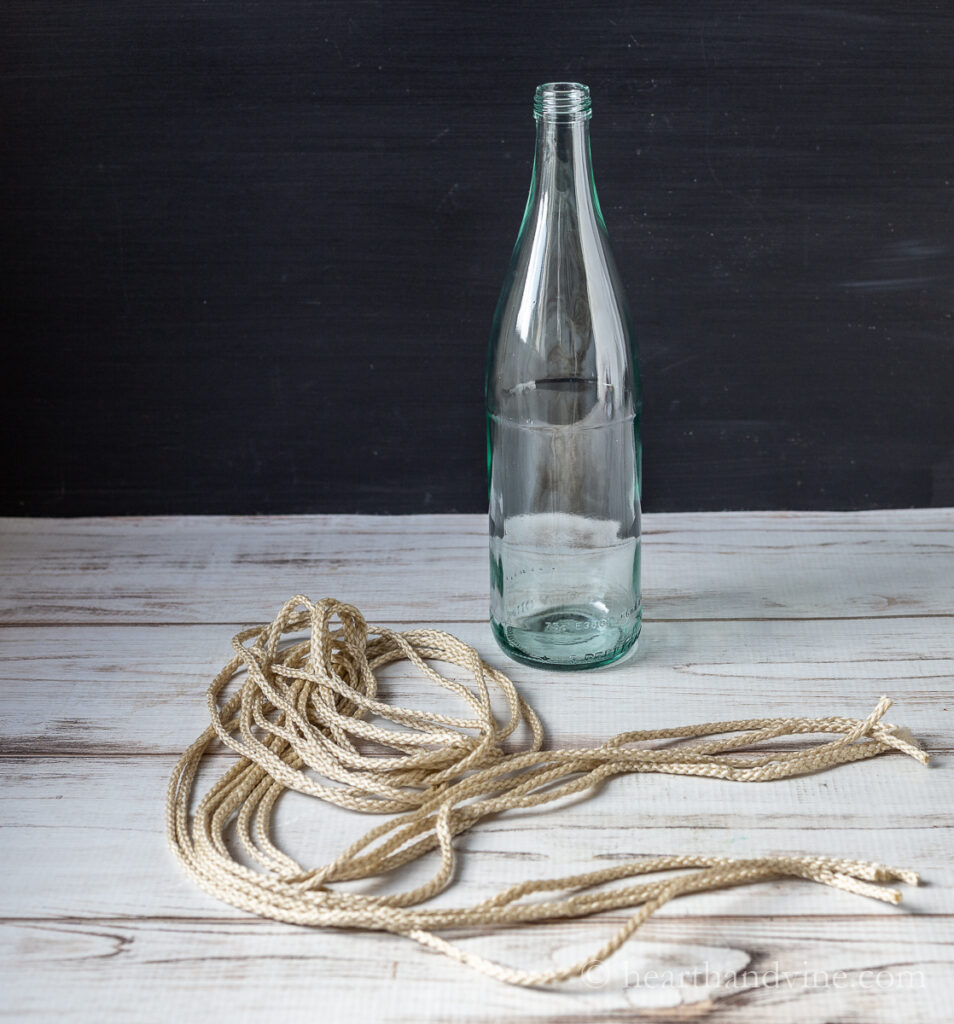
[[579, 960, 926, 991]]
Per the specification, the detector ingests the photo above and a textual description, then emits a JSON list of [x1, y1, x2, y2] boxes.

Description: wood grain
[[0, 917, 948, 1023], [0, 510, 951, 624], [2, 617, 952, 755], [1, 755, 948, 921], [0, 511, 951, 1021]]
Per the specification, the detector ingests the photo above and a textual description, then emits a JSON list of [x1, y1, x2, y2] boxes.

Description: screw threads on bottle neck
[[534, 82, 592, 123]]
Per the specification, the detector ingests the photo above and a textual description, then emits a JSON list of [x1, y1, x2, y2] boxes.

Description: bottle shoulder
[[486, 148, 641, 407], [486, 237, 640, 413]]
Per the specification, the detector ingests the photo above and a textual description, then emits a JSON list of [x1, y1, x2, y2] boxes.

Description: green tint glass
[[486, 83, 642, 670]]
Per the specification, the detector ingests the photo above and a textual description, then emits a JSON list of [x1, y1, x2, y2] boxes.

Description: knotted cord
[[166, 596, 928, 986]]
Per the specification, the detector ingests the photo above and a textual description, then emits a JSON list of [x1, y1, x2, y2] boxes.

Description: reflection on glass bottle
[[486, 82, 642, 670]]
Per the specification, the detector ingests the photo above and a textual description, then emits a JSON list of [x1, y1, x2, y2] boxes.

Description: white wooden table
[[1, 510, 952, 1022]]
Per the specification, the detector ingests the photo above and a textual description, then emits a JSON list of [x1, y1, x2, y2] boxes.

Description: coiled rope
[[166, 596, 928, 986]]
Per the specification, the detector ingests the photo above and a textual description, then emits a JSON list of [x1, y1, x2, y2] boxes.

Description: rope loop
[[167, 597, 927, 986]]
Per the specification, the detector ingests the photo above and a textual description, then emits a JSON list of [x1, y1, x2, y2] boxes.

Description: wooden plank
[[0, 757, 947, 921], [1, 510, 952, 625], [2, 617, 953, 755], [1, 510, 952, 1020], [0, 916, 947, 1023]]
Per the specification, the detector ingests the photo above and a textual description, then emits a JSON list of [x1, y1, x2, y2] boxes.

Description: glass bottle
[[486, 82, 642, 670]]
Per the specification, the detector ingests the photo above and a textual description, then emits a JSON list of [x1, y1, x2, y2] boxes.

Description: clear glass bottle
[[487, 82, 642, 670]]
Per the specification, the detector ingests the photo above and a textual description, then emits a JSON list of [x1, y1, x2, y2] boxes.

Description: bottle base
[[491, 606, 641, 671]]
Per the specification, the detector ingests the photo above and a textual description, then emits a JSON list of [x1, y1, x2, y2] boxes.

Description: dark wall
[[3, 1, 953, 515]]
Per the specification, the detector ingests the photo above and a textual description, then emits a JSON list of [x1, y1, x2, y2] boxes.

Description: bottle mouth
[[534, 82, 592, 122]]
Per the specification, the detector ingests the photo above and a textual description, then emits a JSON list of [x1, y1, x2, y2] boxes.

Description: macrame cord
[[166, 596, 928, 986]]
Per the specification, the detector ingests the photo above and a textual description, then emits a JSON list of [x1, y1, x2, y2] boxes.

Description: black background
[[3, 1, 953, 515]]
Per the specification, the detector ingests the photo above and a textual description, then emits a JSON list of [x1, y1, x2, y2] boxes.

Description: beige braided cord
[[166, 596, 929, 987]]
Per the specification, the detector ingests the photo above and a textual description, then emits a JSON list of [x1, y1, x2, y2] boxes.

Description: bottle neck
[[532, 118, 596, 210], [529, 82, 600, 220]]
